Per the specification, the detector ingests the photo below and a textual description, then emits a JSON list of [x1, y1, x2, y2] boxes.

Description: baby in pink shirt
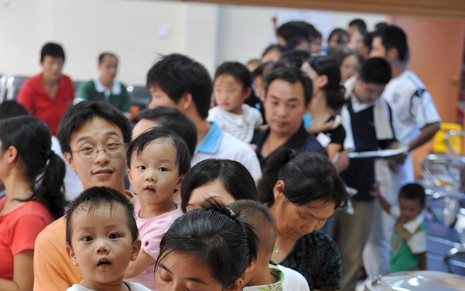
[[125, 128, 191, 289]]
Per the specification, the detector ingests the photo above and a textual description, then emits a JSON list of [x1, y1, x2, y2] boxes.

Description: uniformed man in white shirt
[[364, 24, 440, 278]]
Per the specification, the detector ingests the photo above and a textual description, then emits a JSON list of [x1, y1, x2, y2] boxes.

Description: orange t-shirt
[[33, 217, 82, 291], [0, 198, 52, 280]]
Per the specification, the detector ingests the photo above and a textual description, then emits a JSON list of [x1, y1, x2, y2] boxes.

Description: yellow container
[[433, 122, 463, 154]]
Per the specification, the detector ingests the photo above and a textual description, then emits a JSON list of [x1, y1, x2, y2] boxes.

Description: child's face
[[128, 140, 181, 207], [156, 251, 242, 291], [66, 204, 140, 288], [398, 198, 423, 224], [213, 75, 247, 114], [186, 178, 235, 212]]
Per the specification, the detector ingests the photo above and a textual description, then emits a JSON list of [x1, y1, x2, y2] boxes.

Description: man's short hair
[[40, 42, 65, 63], [146, 54, 212, 120], [375, 25, 409, 62], [57, 101, 131, 154], [264, 65, 313, 105], [134, 107, 197, 156], [359, 57, 392, 85], [98, 52, 118, 65]]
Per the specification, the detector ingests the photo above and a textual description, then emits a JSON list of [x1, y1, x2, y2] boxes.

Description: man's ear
[[387, 47, 399, 62], [180, 93, 193, 111], [64, 152, 76, 172], [230, 276, 244, 291], [66, 245, 79, 266], [131, 239, 142, 261]]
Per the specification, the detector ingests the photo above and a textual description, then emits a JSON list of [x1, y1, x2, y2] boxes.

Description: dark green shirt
[[77, 79, 130, 112]]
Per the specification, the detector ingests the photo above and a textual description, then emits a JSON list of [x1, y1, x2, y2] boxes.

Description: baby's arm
[[418, 252, 427, 270], [125, 250, 155, 278], [369, 182, 391, 214]]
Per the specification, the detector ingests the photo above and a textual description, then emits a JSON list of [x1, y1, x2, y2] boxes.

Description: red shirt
[[17, 73, 74, 135], [0, 197, 52, 280]]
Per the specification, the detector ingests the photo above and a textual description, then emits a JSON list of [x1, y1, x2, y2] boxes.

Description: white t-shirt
[[208, 104, 263, 143], [67, 281, 150, 291], [192, 122, 262, 182], [390, 206, 427, 254], [382, 70, 441, 145]]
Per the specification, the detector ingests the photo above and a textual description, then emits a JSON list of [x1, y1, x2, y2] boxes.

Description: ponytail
[[33, 151, 66, 219], [0, 116, 66, 219], [258, 147, 296, 205]]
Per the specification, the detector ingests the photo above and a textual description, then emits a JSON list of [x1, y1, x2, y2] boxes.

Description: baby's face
[[128, 140, 181, 207], [398, 198, 423, 224], [67, 204, 139, 288]]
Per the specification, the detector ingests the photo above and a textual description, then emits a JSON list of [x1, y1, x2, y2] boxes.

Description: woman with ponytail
[[258, 148, 347, 290], [301, 56, 347, 164], [0, 116, 66, 290]]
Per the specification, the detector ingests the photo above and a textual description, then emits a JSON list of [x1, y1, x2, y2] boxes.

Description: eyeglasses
[[72, 142, 124, 159]]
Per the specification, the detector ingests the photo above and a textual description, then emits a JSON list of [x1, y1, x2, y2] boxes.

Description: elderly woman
[[258, 148, 347, 290]]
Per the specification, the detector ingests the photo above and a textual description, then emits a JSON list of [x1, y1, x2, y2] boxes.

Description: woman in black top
[[259, 148, 348, 290], [301, 56, 346, 163]]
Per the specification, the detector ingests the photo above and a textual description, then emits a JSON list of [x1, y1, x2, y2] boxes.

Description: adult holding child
[[0, 116, 66, 290], [258, 148, 347, 290]]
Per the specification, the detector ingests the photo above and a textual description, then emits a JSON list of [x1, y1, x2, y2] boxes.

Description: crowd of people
[[0, 17, 441, 291]]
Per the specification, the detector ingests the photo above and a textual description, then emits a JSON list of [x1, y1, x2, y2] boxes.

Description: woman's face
[[271, 181, 335, 241], [340, 55, 360, 83], [156, 251, 242, 291], [186, 178, 235, 211]]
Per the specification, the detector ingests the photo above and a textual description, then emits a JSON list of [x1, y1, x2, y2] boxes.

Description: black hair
[[258, 148, 347, 209], [180, 159, 257, 212], [98, 52, 118, 65], [261, 44, 286, 59], [65, 187, 138, 248], [40, 42, 65, 63], [251, 62, 274, 80], [277, 21, 316, 43], [399, 183, 426, 207], [328, 28, 349, 47], [363, 31, 375, 53], [280, 49, 311, 69], [127, 127, 191, 176], [146, 54, 212, 120], [307, 56, 346, 111], [57, 101, 131, 154], [328, 45, 352, 65], [375, 22, 388, 32], [214, 61, 252, 90], [0, 116, 66, 219], [348, 18, 367, 34], [359, 57, 392, 85], [264, 65, 313, 105], [134, 107, 197, 156], [229, 200, 277, 256], [374, 25, 409, 62], [0, 100, 29, 120], [157, 203, 258, 288], [286, 37, 311, 51], [313, 29, 322, 40]]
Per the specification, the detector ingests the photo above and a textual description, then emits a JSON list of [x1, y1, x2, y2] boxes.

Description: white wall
[[0, 0, 385, 85]]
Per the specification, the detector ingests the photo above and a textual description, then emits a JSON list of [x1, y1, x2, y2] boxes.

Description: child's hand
[[369, 182, 381, 198]]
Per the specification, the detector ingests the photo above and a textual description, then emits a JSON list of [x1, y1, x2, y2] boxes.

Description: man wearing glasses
[[33, 101, 132, 291]]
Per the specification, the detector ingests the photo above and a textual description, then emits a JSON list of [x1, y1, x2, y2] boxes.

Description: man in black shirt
[[251, 65, 326, 169], [333, 57, 396, 291]]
